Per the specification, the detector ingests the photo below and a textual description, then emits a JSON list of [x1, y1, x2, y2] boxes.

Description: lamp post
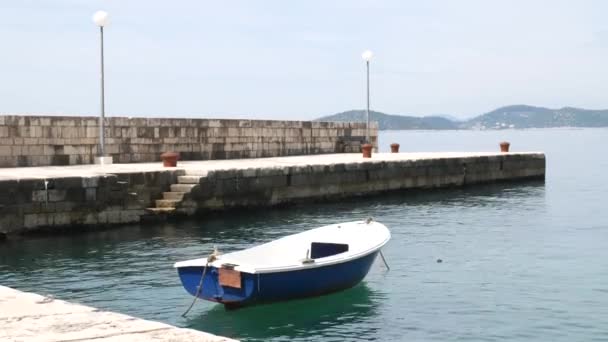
[[361, 50, 373, 144], [93, 10, 111, 164]]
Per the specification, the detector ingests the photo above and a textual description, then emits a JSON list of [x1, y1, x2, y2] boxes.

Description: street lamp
[[93, 10, 111, 164], [361, 50, 373, 144]]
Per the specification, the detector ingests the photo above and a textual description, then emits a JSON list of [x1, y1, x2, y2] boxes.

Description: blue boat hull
[[177, 250, 379, 308]]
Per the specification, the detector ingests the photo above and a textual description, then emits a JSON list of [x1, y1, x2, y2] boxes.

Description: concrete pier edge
[[0, 285, 237, 341]]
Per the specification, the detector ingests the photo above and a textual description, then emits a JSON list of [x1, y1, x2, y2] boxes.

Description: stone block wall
[[0, 170, 180, 235], [0, 116, 378, 167], [179, 153, 546, 212]]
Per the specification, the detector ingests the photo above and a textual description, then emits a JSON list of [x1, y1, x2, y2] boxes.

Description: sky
[[0, 0, 607, 120]]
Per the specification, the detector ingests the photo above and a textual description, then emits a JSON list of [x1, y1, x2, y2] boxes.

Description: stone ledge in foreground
[[0, 285, 237, 342]]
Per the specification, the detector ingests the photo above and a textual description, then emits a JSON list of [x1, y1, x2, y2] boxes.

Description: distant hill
[[463, 105, 608, 129], [315, 110, 458, 130], [316, 105, 608, 130]]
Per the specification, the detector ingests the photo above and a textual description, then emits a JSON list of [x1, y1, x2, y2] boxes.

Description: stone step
[[163, 192, 186, 200], [170, 184, 197, 192], [145, 207, 176, 214], [184, 170, 209, 176], [156, 199, 180, 208], [178, 176, 202, 184]]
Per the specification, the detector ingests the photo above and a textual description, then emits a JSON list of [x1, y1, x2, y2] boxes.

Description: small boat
[[174, 219, 390, 309]]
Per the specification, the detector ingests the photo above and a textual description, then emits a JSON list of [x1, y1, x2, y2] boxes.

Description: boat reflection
[[185, 283, 385, 341]]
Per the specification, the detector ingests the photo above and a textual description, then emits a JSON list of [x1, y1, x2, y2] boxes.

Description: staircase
[[145, 174, 203, 214]]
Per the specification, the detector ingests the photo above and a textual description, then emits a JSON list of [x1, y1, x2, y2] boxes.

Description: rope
[[36, 294, 55, 304], [365, 217, 390, 270], [181, 250, 219, 317], [379, 250, 390, 270]]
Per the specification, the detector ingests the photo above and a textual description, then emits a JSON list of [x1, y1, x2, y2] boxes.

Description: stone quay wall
[[0, 153, 545, 237], [0, 115, 378, 167], [180, 153, 546, 212], [0, 170, 181, 234]]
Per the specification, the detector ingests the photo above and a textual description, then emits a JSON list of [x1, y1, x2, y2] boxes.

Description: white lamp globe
[[93, 11, 109, 27], [362, 50, 373, 62]]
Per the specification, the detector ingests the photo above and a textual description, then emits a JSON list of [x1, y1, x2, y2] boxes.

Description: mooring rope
[[365, 217, 390, 271], [181, 250, 218, 317], [379, 250, 390, 270]]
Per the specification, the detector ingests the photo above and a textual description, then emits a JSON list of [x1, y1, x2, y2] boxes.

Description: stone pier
[[0, 152, 545, 237], [0, 285, 236, 342]]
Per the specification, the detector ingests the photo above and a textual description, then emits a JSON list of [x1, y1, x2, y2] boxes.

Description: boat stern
[[177, 266, 256, 306]]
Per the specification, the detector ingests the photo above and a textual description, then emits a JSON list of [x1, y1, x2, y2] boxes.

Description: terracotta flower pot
[[160, 152, 180, 167], [390, 143, 400, 153], [500, 142, 510, 153], [361, 143, 373, 158]]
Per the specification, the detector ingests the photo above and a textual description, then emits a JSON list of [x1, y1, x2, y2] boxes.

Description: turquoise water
[[1, 129, 607, 341]]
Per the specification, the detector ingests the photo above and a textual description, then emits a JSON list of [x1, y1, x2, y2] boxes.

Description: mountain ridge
[[316, 105, 608, 130]]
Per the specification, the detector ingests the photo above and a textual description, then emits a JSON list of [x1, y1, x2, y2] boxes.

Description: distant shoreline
[[378, 126, 607, 132], [317, 105, 608, 130]]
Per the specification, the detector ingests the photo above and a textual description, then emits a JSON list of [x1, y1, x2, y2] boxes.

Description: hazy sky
[[1, 0, 607, 120]]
